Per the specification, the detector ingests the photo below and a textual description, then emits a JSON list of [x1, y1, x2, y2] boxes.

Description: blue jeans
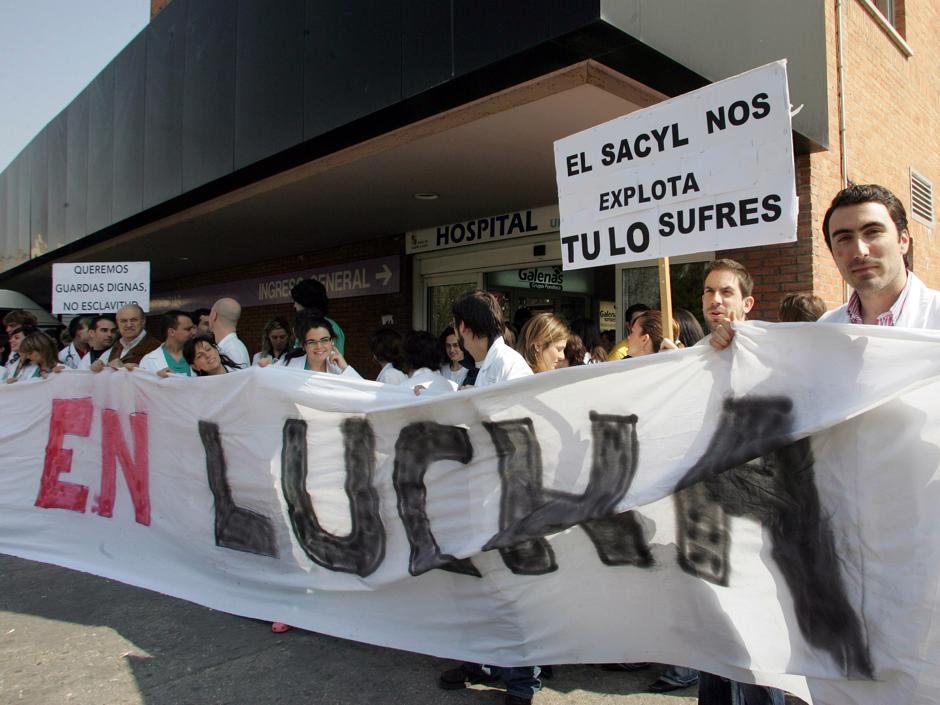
[[698, 672, 785, 705], [469, 663, 541, 699]]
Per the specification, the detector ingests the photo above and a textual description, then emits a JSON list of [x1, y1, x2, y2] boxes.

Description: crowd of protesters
[[4, 184, 931, 705], [0, 273, 826, 702], [0, 272, 822, 388]]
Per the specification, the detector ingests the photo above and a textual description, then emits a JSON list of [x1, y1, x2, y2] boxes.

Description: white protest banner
[[52, 261, 151, 314], [2, 323, 940, 705], [554, 61, 798, 270]]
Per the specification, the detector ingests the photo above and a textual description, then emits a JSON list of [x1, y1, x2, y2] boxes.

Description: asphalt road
[[0, 554, 699, 705]]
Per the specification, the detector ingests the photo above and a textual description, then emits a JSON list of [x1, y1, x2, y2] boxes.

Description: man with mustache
[[820, 183, 940, 327]]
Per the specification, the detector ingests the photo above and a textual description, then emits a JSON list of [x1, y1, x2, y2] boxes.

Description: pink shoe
[[271, 622, 292, 633]]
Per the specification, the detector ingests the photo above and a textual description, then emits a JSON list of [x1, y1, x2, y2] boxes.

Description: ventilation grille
[[911, 170, 934, 226]]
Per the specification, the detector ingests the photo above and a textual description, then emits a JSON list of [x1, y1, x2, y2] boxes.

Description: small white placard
[[52, 262, 151, 314]]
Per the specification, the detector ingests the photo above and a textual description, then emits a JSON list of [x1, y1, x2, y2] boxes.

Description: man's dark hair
[[291, 279, 329, 315], [704, 258, 754, 298], [67, 316, 93, 339], [3, 310, 38, 329], [191, 307, 210, 322], [452, 290, 504, 340], [91, 314, 116, 330], [402, 330, 444, 373], [822, 183, 909, 250], [160, 310, 192, 339], [624, 303, 651, 326]]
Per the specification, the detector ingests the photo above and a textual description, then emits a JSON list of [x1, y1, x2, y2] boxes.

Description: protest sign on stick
[[658, 256, 674, 338], [554, 60, 798, 330]]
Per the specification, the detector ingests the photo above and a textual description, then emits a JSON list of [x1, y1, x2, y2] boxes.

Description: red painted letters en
[[35, 398, 94, 512], [98, 410, 151, 525]]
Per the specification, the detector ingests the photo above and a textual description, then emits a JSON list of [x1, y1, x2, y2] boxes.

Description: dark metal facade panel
[[2, 155, 31, 269], [46, 113, 68, 251], [65, 91, 89, 241], [112, 33, 147, 222], [234, 0, 305, 170], [0, 0, 607, 273], [402, 0, 453, 98], [549, 0, 600, 35], [144, 0, 186, 209], [0, 171, 7, 270], [453, 0, 553, 76], [182, 0, 237, 192], [303, 0, 403, 140], [87, 65, 115, 234], [28, 132, 48, 260]]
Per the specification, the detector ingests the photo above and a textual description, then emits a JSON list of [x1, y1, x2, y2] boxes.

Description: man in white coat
[[438, 290, 537, 705], [452, 289, 531, 388], [820, 183, 940, 329], [138, 310, 196, 377], [209, 298, 250, 368]]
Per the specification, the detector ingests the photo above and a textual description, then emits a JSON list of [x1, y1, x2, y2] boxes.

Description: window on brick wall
[[872, 0, 895, 24], [870, 0, 906, 36]]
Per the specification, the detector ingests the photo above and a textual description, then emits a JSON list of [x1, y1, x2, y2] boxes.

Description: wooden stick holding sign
[[658, 257, 674, 346]]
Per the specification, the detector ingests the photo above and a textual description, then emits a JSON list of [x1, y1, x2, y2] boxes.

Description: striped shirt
[[846, 274, 912, 326]]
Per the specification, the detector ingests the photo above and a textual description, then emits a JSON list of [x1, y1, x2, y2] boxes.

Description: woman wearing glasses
[[281, 316, 360, 378]]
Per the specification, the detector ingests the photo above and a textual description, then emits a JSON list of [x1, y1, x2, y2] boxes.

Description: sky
[[0, 0, 150, 173]]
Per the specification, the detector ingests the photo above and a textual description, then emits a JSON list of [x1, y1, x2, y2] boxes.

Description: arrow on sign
[[376, 265, 392, 286]]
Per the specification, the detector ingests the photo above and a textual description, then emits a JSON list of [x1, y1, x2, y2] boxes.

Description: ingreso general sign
[[553, 61, 797, 270], [51, 262, 150, 314]]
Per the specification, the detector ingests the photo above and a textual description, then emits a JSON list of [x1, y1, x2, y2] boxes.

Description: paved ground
[[0, 554, 701, 705]]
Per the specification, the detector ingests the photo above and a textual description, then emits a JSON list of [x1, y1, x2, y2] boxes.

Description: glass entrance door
[[484, 264, 593, 327], [482, 284, 591, 327], [414, 232, 612, 335], [618, 257, 712, 334], [425, 272, 482, 337]]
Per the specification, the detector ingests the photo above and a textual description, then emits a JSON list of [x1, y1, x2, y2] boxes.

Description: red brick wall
[[720, 1, 937, 321], [717, 0, 940, 320], [717, 154, 816, 322], [151, 234, 412, 378], [809, 0, 939, 308]]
